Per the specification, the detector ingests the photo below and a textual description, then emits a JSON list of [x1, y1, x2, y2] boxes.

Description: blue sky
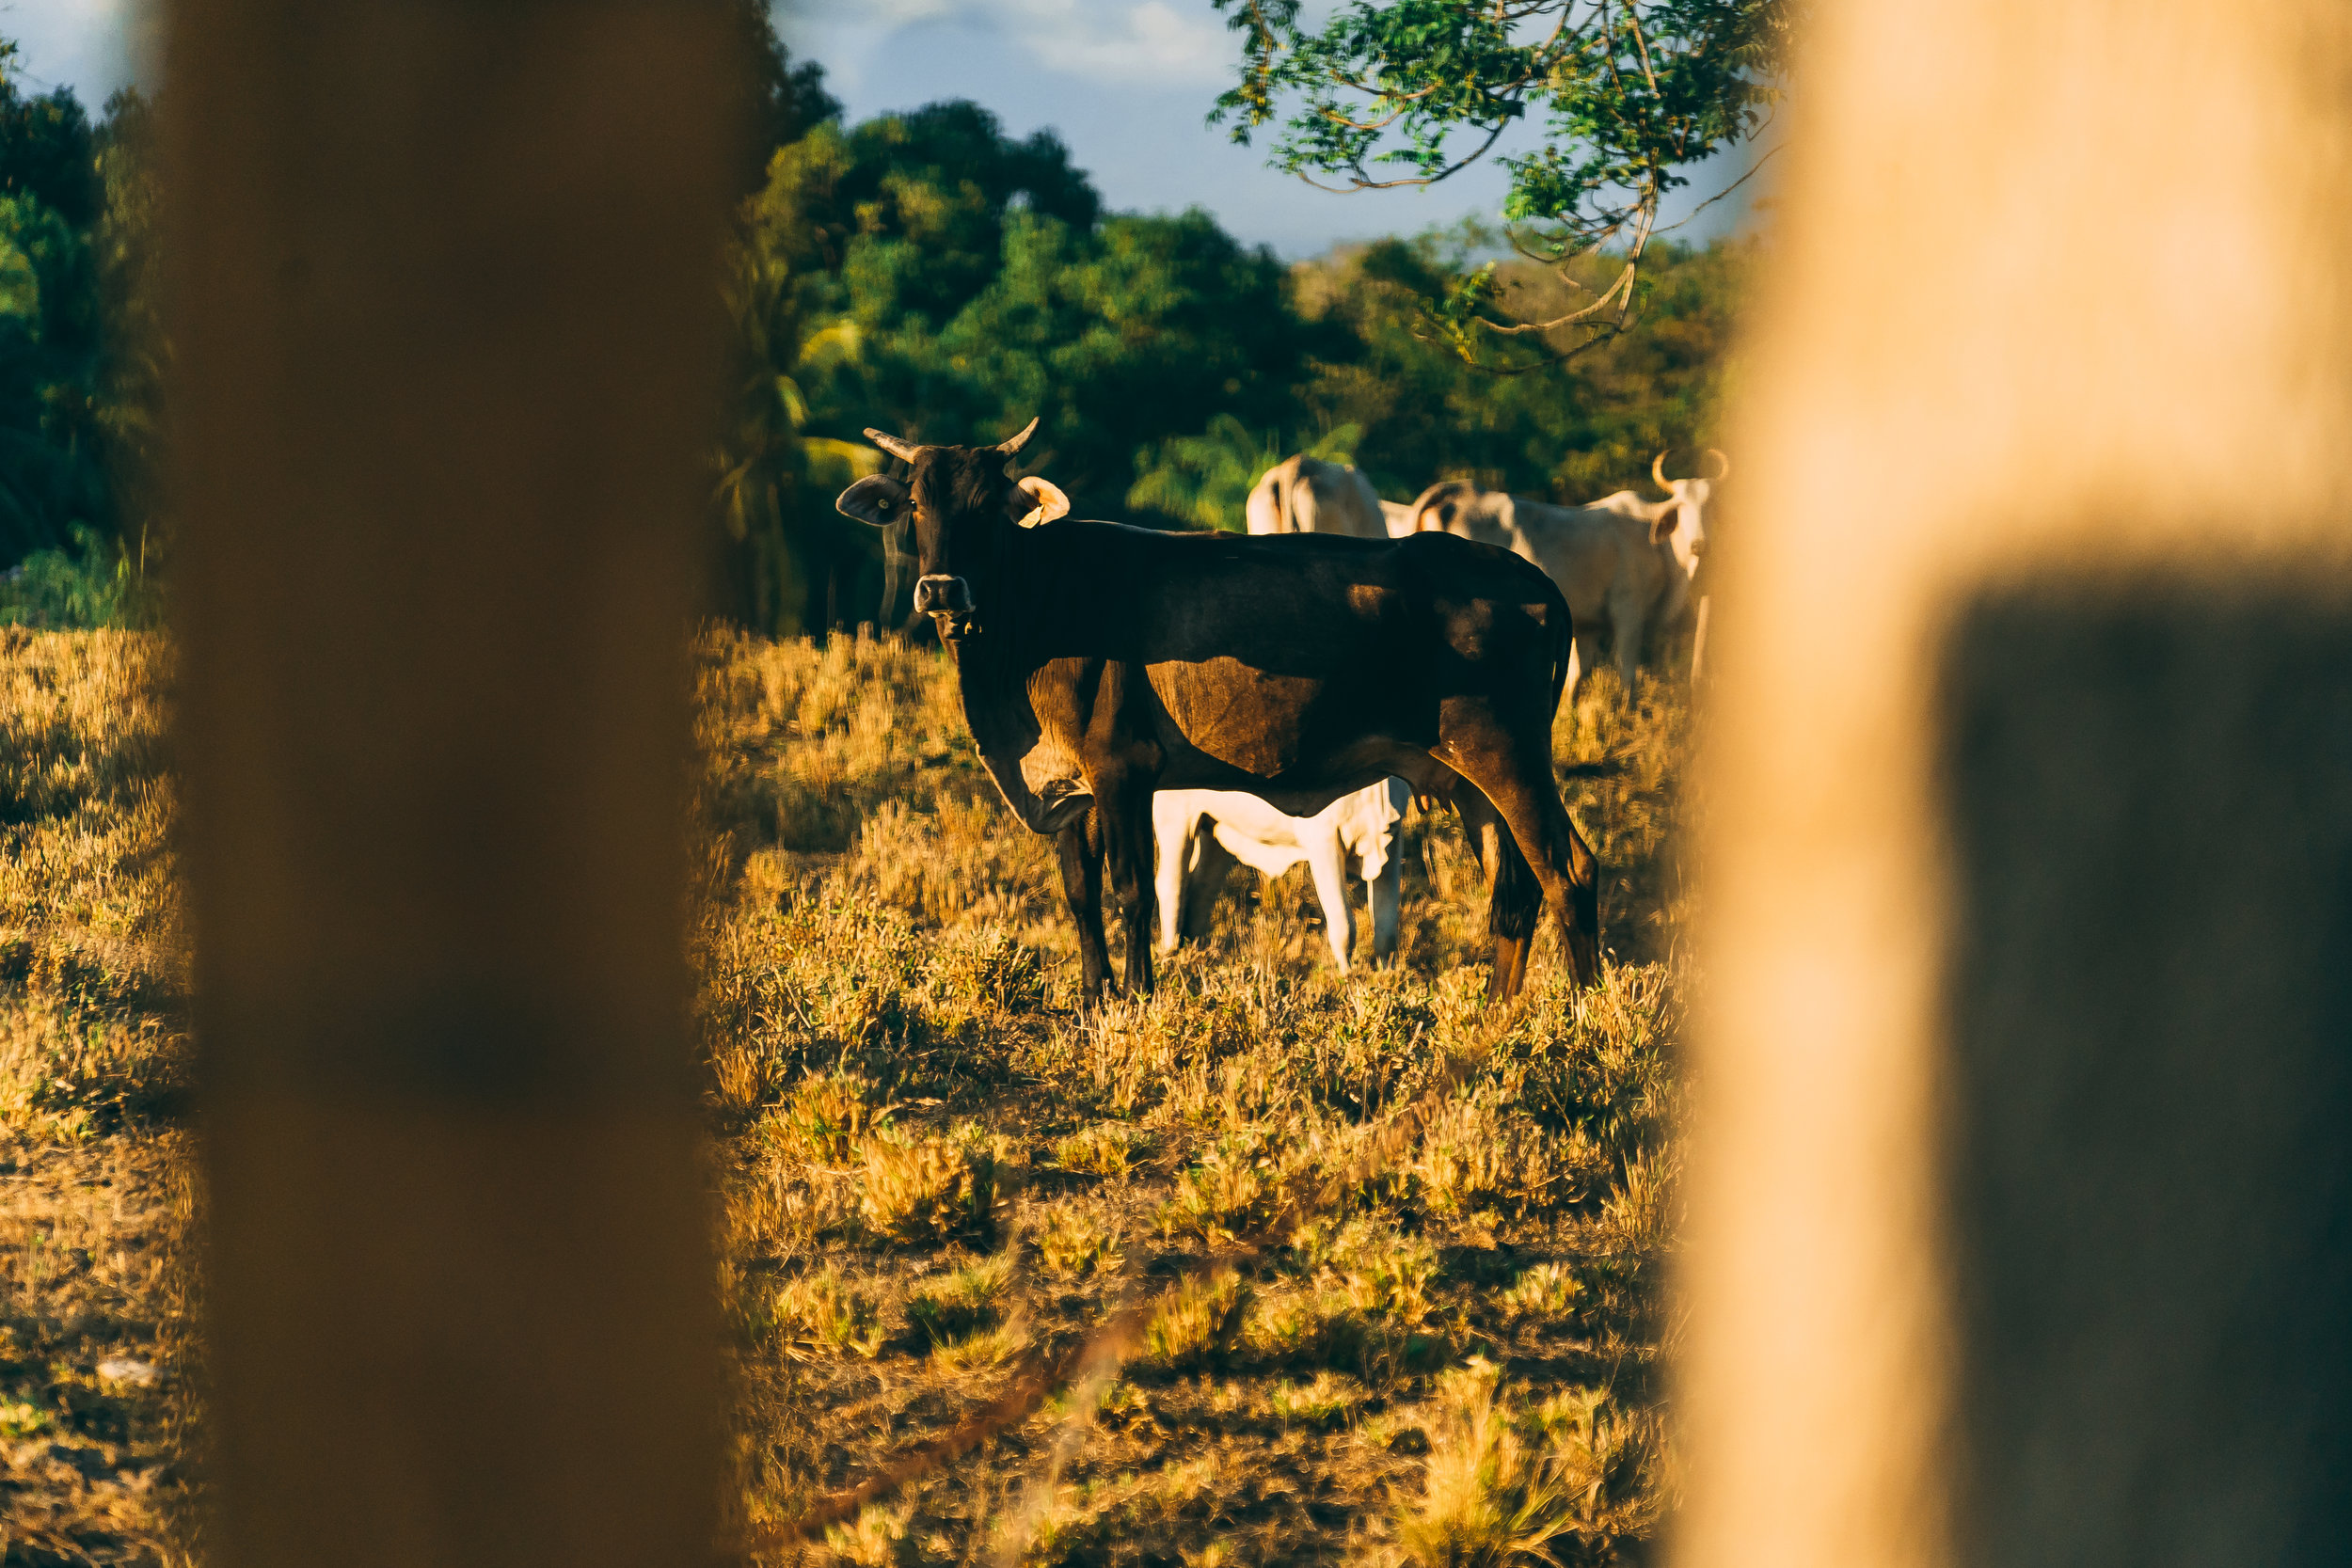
[[8, 0, 1766, 259]]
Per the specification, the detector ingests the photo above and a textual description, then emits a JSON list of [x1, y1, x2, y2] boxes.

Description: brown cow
[[836, 420, 1601, 1003]]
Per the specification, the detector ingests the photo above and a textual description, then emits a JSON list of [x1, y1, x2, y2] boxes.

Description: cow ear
[[1011, 475, 1071, 528], [1649, 505, 1679, 546], [837, 475, 909, 528]]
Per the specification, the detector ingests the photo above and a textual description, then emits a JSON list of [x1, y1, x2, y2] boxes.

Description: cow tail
[[1545, 577, 1575, 722]]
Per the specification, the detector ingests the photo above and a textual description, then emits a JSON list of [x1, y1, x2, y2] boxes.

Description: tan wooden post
[[1680, 3, 2352, 1565], [166, 5, 739, 1564]]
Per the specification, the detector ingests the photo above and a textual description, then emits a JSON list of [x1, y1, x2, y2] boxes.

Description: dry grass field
[[0, 626, 1692, 1567], [0, 629, 201, 1566]]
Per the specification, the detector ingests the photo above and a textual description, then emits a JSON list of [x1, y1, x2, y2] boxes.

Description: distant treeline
[[0, 10, 1746, 634], [0, 47, 162, 627]]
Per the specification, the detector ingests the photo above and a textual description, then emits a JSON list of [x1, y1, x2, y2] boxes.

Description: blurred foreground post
[[1684, 3, 2352, 1566], [167, 5, 736, 1564]]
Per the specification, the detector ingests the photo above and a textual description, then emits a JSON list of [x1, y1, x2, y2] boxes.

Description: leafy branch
[[1211, 0, 1794, 363]]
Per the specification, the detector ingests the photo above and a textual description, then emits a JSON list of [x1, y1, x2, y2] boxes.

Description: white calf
[[1153, 779, 1409, 972]]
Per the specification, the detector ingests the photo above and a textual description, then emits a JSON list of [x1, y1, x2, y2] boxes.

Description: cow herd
[[1247, 449, 1724, 699], [838, 420, 1717, 1003]]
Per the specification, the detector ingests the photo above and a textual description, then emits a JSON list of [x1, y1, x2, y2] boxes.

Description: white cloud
[[799, 0, 1237, 88]]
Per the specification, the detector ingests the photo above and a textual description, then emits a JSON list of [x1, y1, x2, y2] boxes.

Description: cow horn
[[865, 427, 920, 463], [1651, 450, 1675, 490], [1705, 447, 1731, 481], [996, 417, 1041, 455]]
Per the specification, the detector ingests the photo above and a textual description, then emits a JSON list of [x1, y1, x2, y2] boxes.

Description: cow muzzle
[[914, 574, 977, 636]]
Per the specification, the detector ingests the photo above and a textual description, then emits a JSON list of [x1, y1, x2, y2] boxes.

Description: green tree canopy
[[1291, 225, 1750, 502], [0, 39, 167, 622], [723, 88, 1325, 633], [1129, 416, 1360, 533], [1211, 0, 1789, 358]]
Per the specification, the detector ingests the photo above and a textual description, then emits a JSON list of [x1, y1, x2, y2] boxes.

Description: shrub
[[1500, 1261, 1583, 1321], [1158, 1134, 1284, 1246], [1268, 1371, 1366, 1428], [771, 1264, 890, 1360], [0, 1398, 53, 1438], [1246, 1288, 1368, 1371], [783, 1069, 892, 1164], [1330, 1224, 1442, 1329], [860, 1133, 1003, 1246], [1414, 1097, 1608, 1222], [1141, 1270, 1248, 1370], [906, 1256, 1014, 1348], [1050, 1121, 1151, 1178], [1031, 1199, 1124, 1281], [1395, 1359, 1580, 1568], [818, 1501, 921, 1568], [1394, 1359, 1658, 1568]]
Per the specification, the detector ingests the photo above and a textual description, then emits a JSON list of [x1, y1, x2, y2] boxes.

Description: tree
[[1292, 226, 1750, 500], [1211, 0, 1791, 361], [0, 46, 102, 228], [0, 42, 167, 623], [1128, 416, 1359, 531], [723, 0, 840, 197], [92, 89, 167, 581], [728, 92, 1321, 632], [0, 44, 106, 574]]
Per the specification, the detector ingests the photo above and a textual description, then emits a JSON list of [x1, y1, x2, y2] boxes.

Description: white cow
[[1406, 450, 1724, 698], [1245, 454, 1389, 539], [1153, 778, 1410, 973]]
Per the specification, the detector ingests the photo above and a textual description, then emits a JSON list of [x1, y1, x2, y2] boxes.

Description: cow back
[[953, 521, 1566, 823], [1512, 499, 1659, 620]]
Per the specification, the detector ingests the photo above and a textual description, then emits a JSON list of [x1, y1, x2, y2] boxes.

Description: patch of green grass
[[0, 1395, 53, 1437], [1268, 1370, 1366, 1428], [1050, 1121, 1151, 1178], [861, 1133, 1004, 1248], [1394, 1358, 1659, 1568], [1030, 1198, 1124, 1281], [906, 1257, 1014, 1349], [1140, 1269, 1248, 1371], [769, 1264, 891, 1360]]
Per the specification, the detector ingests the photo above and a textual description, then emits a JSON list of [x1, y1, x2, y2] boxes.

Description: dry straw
[[737, 999, 1536, 1554]]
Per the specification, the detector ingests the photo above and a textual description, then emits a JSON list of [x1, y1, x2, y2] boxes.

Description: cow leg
[[1609, 590, 1648, 697], [1461, 753, 1602, 990], [1055, 813, 1115, 1004], [1368, 847, 1402, 967], [1570, 626, 1605, 706], [1456, 785, 1541, 998], [1092, 766, 1158, 998], [1152, 796, 1192, 956], [1081, 661, 1165, 998], [1304, 833, 1356, 973], [1182, 826, 1236, 943]]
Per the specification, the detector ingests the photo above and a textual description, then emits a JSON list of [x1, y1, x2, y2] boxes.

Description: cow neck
[[948, 512, 1100, 682], [943, 513, 1074, 832], [946, 511, 1029, 678]]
